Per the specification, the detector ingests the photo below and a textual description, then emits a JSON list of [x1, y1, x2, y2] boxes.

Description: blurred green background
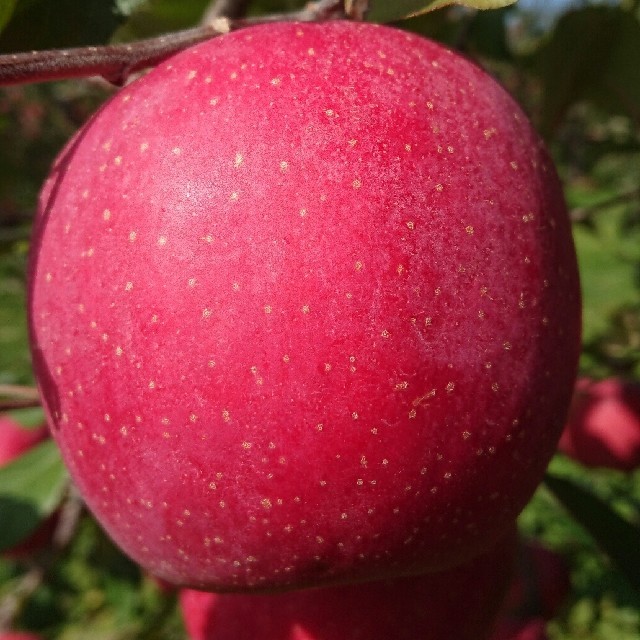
[[0, 1, 639, 639]]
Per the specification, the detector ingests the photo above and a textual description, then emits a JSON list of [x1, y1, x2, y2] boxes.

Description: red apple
[[28, 21, 581, 591], [559, 378, 640, 471], [0, 632, 44, 640], [490, 539, 570, 639], [0, 415, 48, 465], [491, 618, 548, 640], [180, 528, 517, 640], [502, 539, 570, 620]]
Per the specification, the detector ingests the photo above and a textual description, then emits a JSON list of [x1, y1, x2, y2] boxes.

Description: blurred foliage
[[0, 0, 639, 639], [0, 0, 125, 53], [0, 440, 68, 552]]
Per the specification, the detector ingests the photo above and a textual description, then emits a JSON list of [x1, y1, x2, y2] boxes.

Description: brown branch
[[0, 400, 42, 411], [344, 0, 370, 20], [0, 0, 346, 87], [52, 483, 83, 549], [0, 385, 42, 411], [0, 384, 40, 401]]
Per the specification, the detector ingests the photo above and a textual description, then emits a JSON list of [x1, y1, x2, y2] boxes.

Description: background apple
[[0, 632, 44, 640], [180, 527, 517, 640], [559, 378, 640, 471], [491, 618, 548, 640], [0, 414, 54, 557], [490, 539, 571, 640], [0, 415, 48, 464], [28, 20, 581, 591]]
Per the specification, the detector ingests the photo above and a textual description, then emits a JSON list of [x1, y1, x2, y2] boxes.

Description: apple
[[0, 632, 44, 640], [490, 539, 570, 640], [501, 539, 570, 620], [28, 20, 581, 591], [180, 527, 517, 640], [559, 378, 640, 471], [0, 415, 54, 557], [490, 618, 548, 640], [0, 415, 48, 464]]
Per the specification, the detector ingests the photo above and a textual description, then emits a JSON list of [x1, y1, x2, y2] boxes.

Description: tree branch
[[0, 384, 41, 410], [0, 384, 40, 401], [0, 0, 346, 87]]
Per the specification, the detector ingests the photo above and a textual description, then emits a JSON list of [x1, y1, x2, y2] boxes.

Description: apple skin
[[28, 21, 581, 591], [559, 378, 640, 471], [180, 528, 517, 640], [0, 632, 44, 640]]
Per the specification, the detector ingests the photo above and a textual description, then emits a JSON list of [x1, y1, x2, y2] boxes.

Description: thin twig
[[0, 567, 44, 632], [344, 0, 370, 20], [52, 484, 83, 549], [0, 384, 40, 401], [0, 399, 42, 411], [0, 0, 345, 87], [0, 385, 41, 410]]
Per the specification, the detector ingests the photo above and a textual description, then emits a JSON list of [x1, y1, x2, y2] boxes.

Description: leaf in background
[[368, 0, 516, 24], [114, 0, 148, 15], [571, 200, 640, 344], [0, 439, 67, 552], [544, 472, 640, 593], [0, 0, 18, 33], [0, 0, 125, 53], [534, 6, 640, 137], [8, 407, 46, 428], [112, 0, 210, 42], [398, 6, 513, 62]]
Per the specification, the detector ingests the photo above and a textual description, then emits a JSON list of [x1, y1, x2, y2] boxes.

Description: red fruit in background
[[0, 415, 48, 464], [559, 378, 640, 471], [28, 21, 580, 591], [0, 632, 44, 640], [180, 528, 517, 640], [490, 539, 570, 640], [491, 618, 548, 640], [505, 540, 571, 620]]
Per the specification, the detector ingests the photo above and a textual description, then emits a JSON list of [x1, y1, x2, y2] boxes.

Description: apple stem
[[0, 0, 347, 87]]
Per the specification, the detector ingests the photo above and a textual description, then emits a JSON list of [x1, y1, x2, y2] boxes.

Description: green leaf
[[368, 0, 516, 24], [0, 0, 124, 53], [544, 472, 640, 593], [534, 7, 640, 137], [7, 407, 46, 428], [0, 0, 18, 32], [0, 439, 68, 552], [112, 0, 209, 42], [114, 0, 147, 15]]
